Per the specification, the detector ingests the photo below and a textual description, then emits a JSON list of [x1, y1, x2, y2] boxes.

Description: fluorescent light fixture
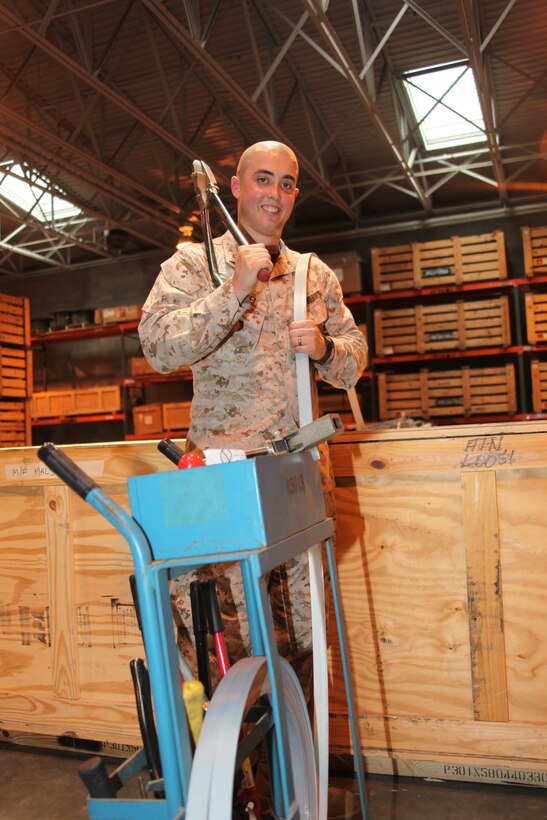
[[0, 162, 82, 223], [402, 62, 486, 151]]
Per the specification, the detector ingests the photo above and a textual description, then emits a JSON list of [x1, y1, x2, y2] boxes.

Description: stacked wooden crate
[[372, 231, 507, 292], [132, 401, 192, 436], [522, 226, 547, 278], [0, 293, 32, 447], [378, 365, 517, 420], [31, 386, 122, 418]]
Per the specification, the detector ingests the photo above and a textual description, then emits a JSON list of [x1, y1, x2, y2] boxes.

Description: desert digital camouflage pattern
[[139, 231, 367, 691]]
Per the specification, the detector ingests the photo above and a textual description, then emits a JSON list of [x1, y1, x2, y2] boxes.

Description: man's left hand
[[289, 320, 329, 360]]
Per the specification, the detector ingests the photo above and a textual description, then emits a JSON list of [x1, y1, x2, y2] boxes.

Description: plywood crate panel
[[0, 346, 32, 398], [0, 293, 30, 347], [374, 296, 511, 355], [31, 386, 121, 418], [321, 250, 362, 294], [378, 365, 517, 420], [328, 422, 547, 786], [0, 399, 31, 446], [412, 231, 507, 288], [524, 292, 547, 342], [371, 244, 413, 292], [0, 441, 178, 750], [522, 226, 547, 278], [531, 360, 547, 412]]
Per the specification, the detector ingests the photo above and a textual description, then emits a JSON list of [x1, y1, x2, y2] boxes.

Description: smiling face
[[230, 142, 299, 248]]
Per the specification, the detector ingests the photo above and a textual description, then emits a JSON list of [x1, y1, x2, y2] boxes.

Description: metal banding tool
[[192, 159, 271, 285]]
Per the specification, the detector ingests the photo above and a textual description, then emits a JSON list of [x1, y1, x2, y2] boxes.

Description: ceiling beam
[[300, 0, 431, 213], [456, 0, 508, 204]]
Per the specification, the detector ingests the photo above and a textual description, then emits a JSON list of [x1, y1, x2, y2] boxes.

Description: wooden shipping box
[[31, 386, 121, 418], [0, 441, 176, 752], [522, 226, 547, 278], [132, 403, 164, 435], [328, 422, 547, 786], [0, 293, 30, 347], [162, 401, 192, 431]]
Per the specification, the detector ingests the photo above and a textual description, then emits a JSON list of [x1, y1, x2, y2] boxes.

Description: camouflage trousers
[[170, 490, 335, 700]]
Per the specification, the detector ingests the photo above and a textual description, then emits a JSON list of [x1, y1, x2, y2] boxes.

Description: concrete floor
[[0, 746, 546, 819]]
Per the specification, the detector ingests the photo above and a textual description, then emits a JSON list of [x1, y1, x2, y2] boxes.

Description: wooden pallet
[[374, 296, 511, 355], [31, 385, 121, 418], [522, 226, 547, 278], [524, 293, 547, 343], [0, 293, 30, 347], [377, 364, 517, 420]]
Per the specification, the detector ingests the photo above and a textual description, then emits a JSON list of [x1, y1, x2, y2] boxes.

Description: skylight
[[0, 163, 82, 223], [402, 63, 486, 151]]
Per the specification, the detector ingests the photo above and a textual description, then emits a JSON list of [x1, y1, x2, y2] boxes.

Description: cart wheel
[[186, 655, 317, 819]]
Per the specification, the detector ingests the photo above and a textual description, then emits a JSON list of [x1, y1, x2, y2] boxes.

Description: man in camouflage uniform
[[138, 141, 367, 690]]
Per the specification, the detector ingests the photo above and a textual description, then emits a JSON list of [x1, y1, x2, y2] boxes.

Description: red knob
[[178, 452, 206, 469], [257, 267, 271, 283]]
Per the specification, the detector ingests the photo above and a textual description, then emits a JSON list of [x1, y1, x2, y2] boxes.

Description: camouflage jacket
[[139, 232, 367, 473]]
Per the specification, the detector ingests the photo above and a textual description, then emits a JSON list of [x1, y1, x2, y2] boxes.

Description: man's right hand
[[232, 244, 272, 303]]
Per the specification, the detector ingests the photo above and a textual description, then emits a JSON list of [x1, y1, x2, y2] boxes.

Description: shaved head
[[237, 141, 299, 181]]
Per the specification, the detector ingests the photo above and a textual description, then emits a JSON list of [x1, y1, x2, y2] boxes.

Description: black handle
[[202, 579, 224, 635], [158, 438, 184, 467], [190, 581, 211, 699], [37, 442, 99, 500], [130, 658, 163, 790], [78, 756, 117, 798]]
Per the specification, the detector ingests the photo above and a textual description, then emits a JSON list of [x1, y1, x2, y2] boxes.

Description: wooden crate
[[522, 226, 547, 278], [162, 401, 192, 431], [371, 243, 414, 293], [377, 365, 517, 420], [0, 441, 179, 752], [132, 403, 164, 435], [412, 231, 507, 288], [374, 296, 511, 355], [328, 421, 547, 786], [0, 399, 31, 446], [0, 346, 32, 398], [524, 292, 547, 342], [531, 361, 547, 412], [31, 386, 121, 418], [0, 293, 30, 347]]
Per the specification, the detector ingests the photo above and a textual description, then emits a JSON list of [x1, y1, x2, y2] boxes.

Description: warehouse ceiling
[[0, 0, 546, 278]]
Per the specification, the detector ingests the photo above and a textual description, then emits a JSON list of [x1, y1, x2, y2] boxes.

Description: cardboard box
[[94, 304, 142, 325], [321, 251, 362, 294], [31, 386, 121, 418], [328, 421, 547, 786]]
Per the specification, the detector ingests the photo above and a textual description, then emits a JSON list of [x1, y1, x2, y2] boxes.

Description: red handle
[[257, 267, 271, 283]]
